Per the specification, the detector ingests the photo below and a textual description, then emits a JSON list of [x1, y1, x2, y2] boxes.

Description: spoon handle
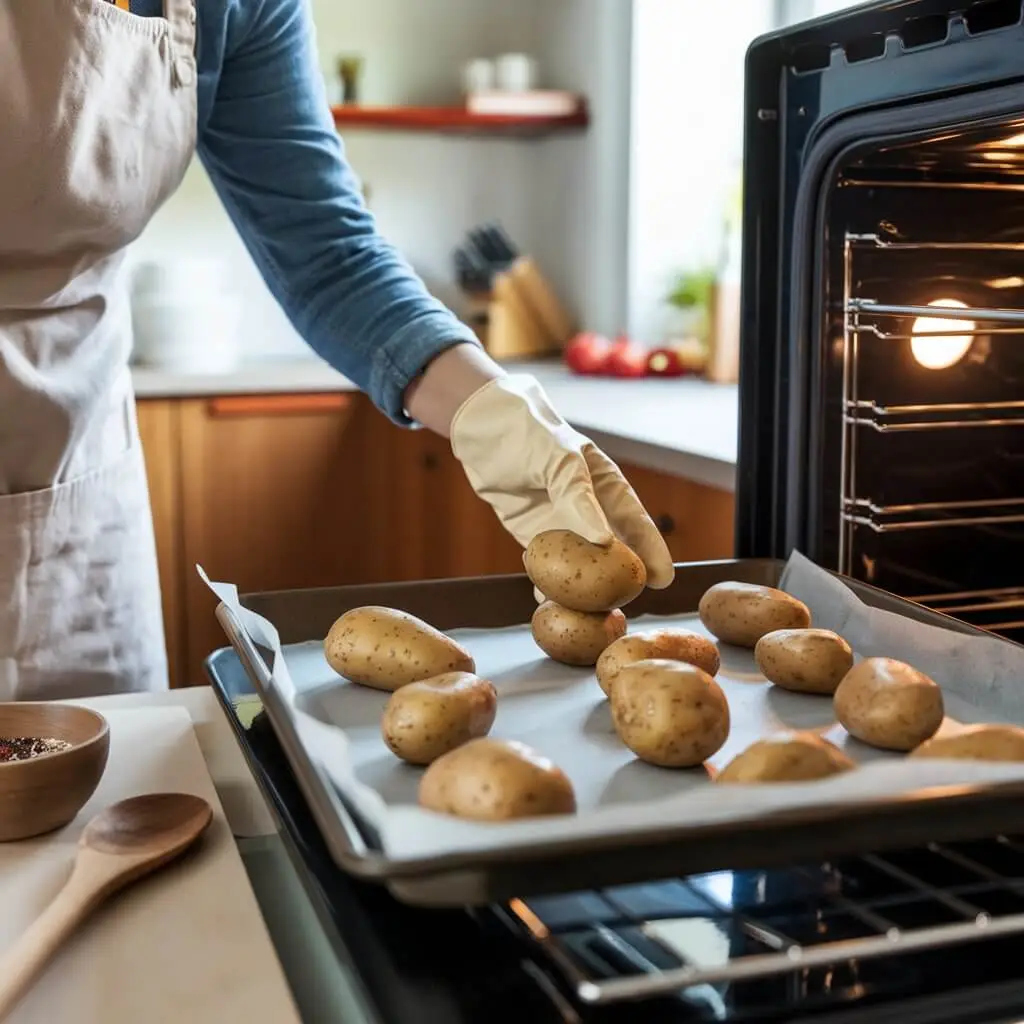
[[0, 861, 103, 1020]]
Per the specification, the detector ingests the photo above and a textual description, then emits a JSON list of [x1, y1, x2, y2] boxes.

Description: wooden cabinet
[[136, 393, 735, 687], [622, 463, 735, 564], [136, 400, 186, 690], [177, 393, 361, 685]]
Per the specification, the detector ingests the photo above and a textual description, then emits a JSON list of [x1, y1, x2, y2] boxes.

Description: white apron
[[0, 0, 198, 700]]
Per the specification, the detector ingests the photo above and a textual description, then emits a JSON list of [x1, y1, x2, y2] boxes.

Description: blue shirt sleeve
[[197, 0, 480, 424]]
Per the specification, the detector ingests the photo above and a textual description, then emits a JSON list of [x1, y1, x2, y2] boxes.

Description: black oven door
[[738, 0, 1024, 644]]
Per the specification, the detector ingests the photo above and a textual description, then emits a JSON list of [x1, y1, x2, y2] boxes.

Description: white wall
[[625, 0, 776, 345], [779, 0, 861, 24], [132, 0, 634, 360], [530, 0, 634, 337]]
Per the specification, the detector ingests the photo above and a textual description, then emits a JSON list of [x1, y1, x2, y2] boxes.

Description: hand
[[450, 375, 675, 589]]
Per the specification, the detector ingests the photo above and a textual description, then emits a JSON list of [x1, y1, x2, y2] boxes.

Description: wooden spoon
[[0, 792, 213, 1019]]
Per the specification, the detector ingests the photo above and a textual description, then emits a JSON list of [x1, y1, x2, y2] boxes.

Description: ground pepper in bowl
[[0, 738, 73, 763]]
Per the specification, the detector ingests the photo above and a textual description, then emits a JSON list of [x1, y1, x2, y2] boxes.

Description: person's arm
[[197, 0, 675, 587], [197, 0, 498, 430]]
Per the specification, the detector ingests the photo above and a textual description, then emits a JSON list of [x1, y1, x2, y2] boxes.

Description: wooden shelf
[[331, 104, 589, 137]]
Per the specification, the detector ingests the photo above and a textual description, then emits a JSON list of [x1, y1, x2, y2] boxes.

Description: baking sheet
[[202, 553, 1024, 864]]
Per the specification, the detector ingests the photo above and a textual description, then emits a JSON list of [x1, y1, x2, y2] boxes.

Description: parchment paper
[[201, 554, 1024, 864]]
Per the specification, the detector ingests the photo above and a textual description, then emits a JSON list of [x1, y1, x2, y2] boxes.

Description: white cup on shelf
[[494, 53, 538, 93]]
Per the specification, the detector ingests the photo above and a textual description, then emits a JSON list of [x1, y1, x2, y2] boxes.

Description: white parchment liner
[[201, 553, 1024, 863]]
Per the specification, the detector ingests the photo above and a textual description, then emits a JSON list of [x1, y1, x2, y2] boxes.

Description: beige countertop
[[131, 358, 739, 493], [84, 687, 376, 1024]]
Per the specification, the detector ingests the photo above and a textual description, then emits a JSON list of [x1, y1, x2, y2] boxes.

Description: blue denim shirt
[[131, 0, 478, 423]]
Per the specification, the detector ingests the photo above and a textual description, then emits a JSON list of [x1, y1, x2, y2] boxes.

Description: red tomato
[[605, 337, 647, 378], [646, 347, 686, 377], [564, 332, 611, 375]]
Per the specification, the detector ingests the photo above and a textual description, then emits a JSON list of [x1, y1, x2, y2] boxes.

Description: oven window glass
[[818, 123, 1024, 643]]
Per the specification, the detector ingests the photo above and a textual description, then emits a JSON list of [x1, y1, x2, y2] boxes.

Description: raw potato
[[418, 738, 576, 821], [717, 732, 856, 784], [698, 581, 811, 648], [525, 529, 647, 613], [755, 628, 854, 695], [610, 659, 730, 768], [834, 657, 944, 752], [910, 724, 1024, 762], [596, 629, 721, 696], [324, 606, 474, 692], [531, 602, 627, 667], [381, 672, 497, 765]]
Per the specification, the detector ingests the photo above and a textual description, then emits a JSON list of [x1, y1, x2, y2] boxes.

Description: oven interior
[[809, 121, 1024, 645]]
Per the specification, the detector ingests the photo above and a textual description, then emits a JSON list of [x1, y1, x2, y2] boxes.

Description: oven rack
[[507, 839, 1024, 1007], [910, 585, 1024, 634], [838, 231, 1024, 571], [845, 397, 1024, 432], [842, 495, 1024, 534]]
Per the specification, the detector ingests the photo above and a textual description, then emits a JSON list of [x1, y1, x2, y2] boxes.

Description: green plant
[[666, 267, 716, 311]]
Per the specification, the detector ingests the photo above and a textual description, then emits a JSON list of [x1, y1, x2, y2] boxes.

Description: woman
[[0, 0, 674, 701]]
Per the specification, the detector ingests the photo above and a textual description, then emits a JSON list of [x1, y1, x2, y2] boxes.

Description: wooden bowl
[[0, 704, 110, 841]]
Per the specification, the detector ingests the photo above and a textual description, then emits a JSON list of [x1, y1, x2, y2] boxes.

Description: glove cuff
[[450, 373, 563, 459]]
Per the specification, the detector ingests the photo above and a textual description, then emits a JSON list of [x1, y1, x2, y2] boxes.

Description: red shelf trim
[[330, 104, 589, 135]]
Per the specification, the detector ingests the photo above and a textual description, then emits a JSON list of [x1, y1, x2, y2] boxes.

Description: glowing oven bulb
[[910, 298, 975, 370]]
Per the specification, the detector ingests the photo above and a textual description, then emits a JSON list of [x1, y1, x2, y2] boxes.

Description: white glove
[[450, 374, 675, 589]]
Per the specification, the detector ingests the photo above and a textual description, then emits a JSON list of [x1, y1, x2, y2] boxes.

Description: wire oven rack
[[839, 232, 1024, 635], [502, 836, 1024, 1008]]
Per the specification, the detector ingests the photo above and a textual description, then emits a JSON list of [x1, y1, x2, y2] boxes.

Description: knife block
[[467, 258, 575, 361]]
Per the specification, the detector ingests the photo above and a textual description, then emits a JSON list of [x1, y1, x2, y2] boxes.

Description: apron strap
[[162, 0, 197, 88]]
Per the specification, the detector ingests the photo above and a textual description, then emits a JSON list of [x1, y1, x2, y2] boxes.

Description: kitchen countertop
[[85, 687, 376, 1024], [131, 358, 739, 492]]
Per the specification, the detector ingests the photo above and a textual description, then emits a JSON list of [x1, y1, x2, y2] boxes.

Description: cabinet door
[[353, 411, 523, 582], [136, 399, 186, 688], [620, 463, 735, 563], [178, 392, 360, 684]]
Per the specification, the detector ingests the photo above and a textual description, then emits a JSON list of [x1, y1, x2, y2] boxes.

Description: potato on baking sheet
[[698, 582, 811, 648], [324, 606, 475, 692], [609, 658, 730, 768], [525, 529, 646, 613], [381, 672, 497, 766], [716, 732, 856, 784], [833, 657, 944, 752], [531, 601, 627, 667], [755, 628, 853, 695], [596, 629, 720, 696], [418, 738, 576, 821], [910, 723, 1024, 762]]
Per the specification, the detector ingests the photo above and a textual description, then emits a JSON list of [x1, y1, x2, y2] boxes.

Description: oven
[[738, 0, 1024, 646], [209, 3, 1024, 1021]]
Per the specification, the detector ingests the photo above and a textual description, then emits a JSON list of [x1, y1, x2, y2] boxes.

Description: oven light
[[910, 298, 974, 370], [995, 131, 1024, 147]]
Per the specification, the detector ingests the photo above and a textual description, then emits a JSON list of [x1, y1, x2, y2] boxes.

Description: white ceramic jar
[[130, 258, 242, 373], [494, 53, 538, 93]]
